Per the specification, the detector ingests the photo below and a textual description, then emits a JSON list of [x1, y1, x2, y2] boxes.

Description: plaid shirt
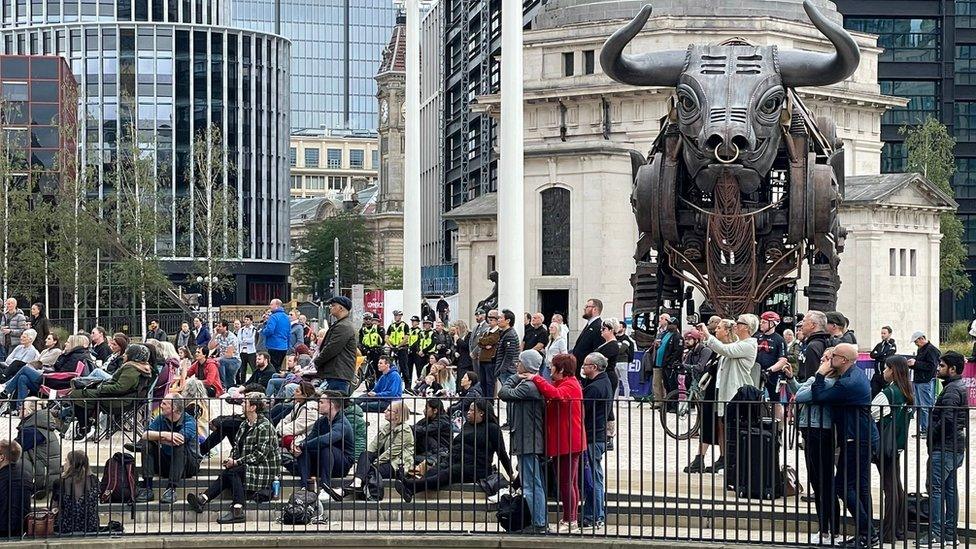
[[232, 415, 281, 492]]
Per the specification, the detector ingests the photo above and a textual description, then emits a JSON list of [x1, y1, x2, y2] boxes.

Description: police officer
[[414, 318, 436, 381], [359, 313, 385, 387], [407, 315, 422, 384], [386, 310, 410, 380]]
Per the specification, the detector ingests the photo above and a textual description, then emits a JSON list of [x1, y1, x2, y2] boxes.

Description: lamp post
[[196, 275, 219, 328]]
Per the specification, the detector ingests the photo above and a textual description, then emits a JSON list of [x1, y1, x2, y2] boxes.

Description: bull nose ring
[[713, 142, 740, 164]]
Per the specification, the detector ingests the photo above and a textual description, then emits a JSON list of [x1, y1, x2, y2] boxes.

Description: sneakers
[[683, 455, 706, 474], [702, 456, 725, 473], [840, 533, 879, 549], [160, 487, 177, 504], [186, 493, 207, 514], [916, 536, 957, 548], [580, 518, 605, 530], [555, 520, 581, 534], [135, 487, 155, 503], [605, 438, 615, 452], [216, 505, 245, 524]]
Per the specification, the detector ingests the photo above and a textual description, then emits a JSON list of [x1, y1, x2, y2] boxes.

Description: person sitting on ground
[[356, 355, 403, 413], [242, 352, 275, 391], [429, 358, 456, 396], [447, 370, 482, 420], [177, 378, 211, 443], [0, 329, 39, 382], [136, 393, 203, 504], [394, 399, 513, 503], [289, 390, 354, 495], [0, 440, 33, 538], [276, 381, 320, 448], [264, 354, 303, 400], [185, 346, 223, 397], [186, 392, 280, 525], [69, 343, 153, 440], [150, 341, 181, 412], [410, 398, 453, 475], [14, 397, 61, 499], [51, 450, 99, 534], [329, 399, 415, 501]]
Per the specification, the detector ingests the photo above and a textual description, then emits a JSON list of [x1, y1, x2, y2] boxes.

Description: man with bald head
[[811, 342, 879, 547]]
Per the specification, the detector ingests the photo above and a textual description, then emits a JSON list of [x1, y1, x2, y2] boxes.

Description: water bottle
[[272, 479, 280, 499]]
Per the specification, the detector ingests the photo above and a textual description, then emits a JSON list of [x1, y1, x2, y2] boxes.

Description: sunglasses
[[488, 316, 499, 320]]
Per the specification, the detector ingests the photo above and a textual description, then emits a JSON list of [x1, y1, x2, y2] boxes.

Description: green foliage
[[295, 213, 376, 295], [379, 266, 403, 290], [948, 320, 971, 344], [901, 116, 973, 298]]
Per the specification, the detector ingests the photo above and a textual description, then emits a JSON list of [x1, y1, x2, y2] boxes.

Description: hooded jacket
[[0, 463, 32, 536], [76, 360, 153, 410], [369, 420, 415, 469], [15, 407, 61, 491], [929, 375, 969, 453], [413, 412, 453, 459]]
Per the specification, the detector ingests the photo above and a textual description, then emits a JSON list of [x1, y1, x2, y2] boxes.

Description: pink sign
[[964, 361, 976, 406], [364, 290, 384, 321]]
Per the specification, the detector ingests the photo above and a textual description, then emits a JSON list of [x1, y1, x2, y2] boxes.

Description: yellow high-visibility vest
[[388, 321, 407, 346], [362, 326, 381, 348]]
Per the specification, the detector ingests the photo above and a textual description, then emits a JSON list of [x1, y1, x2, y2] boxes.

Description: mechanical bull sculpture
[[601, 0, 855, 344]]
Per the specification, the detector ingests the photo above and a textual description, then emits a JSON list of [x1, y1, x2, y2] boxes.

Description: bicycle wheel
[[658, 388, 702, 441]]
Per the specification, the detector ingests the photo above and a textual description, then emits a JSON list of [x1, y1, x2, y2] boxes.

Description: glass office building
[[232, 0, 397, 132], [836, 0, 976, 321], [0, 0, 292, 307]]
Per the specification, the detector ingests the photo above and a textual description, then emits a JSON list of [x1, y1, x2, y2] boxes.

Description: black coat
[[572, 317, 603, 368], [799, 332, 832, 381], [413, 412, 453, 459], [0, 464, 33, 536], [912, 342, 941, 384], [582, 372, 614, 444], [870, 338, 897, 369], [929, 376, 969, 453]]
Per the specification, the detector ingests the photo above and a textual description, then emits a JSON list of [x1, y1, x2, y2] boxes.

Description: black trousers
[[238, 353, 257, 385], [268, 349, 287, 372], [395, 348, 411, 383], [402, 465, 472, 496], [204, 464, 246, 505], [875, 451, 906, 541], [143, 441, 201, 488], [200, 416, 244, 455], [803, 427, 840, 536], [352, 451, 395, 484]]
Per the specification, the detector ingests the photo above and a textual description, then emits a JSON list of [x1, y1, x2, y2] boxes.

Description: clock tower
[[369, 13, 407, 280]]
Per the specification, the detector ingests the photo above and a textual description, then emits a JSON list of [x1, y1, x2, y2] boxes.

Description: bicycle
[[658, 364, 712, 441]]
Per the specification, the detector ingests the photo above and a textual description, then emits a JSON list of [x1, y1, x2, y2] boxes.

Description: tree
[[901, 116, 972, 297], [185, 124, 241, 327], [295, 213, 376, 296], [110, 107, 169, 338], [379, 266, 403, 290]]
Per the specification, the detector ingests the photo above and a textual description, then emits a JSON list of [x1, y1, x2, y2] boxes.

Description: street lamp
[[196, 275, 219, 328]]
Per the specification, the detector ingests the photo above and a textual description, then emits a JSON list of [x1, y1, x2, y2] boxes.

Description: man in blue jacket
[[261, 299, 291, 371], [355, 355, 403, 413], [811, 343, 879, 549], [291, 390, 354, 494]]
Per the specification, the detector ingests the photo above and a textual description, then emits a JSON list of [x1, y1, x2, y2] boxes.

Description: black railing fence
[[0, 393, 971, 546]]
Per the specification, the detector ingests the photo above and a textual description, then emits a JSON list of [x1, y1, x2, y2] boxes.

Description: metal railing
[[0, 391, 971, 545]]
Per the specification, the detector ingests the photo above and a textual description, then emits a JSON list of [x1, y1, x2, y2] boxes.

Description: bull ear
[[600, 5, 686, 87], [778, 0, 860, 88]]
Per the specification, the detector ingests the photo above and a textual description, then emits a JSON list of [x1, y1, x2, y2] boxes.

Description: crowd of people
[[0, 295, 968, 547]]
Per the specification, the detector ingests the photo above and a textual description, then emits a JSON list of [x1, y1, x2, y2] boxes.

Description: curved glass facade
[[0, 6, 292, 288]]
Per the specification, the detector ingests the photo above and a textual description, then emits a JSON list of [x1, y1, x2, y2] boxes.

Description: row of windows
[[0, 0, 225, 27], [845, 18, 940, 63], [888, 248, 917, 277], [880, 80, 938, 126], [289, 174, 349, 191], [288, 146, 376, 170], [562, 49, 595, 77]]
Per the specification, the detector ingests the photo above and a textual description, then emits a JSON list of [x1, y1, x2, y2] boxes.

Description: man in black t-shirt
[[522, 313, 549, 357], [756, 311, 788, 420]]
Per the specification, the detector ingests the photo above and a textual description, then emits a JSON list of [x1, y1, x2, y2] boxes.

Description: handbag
[[876, 417, 899, 460], [26, 509, 56, 537], [477, 470, 509, 496], [782, 466, 802, 497]]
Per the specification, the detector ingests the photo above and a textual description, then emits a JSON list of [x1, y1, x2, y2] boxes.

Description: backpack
[[496, 492, 531, 532], [360, 464, 385, 502], [280, 489, 320, 525], [98, 452, 136, 504]]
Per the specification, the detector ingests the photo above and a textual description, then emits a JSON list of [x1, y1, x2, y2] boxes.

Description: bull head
[[601, 0, 859, 193]]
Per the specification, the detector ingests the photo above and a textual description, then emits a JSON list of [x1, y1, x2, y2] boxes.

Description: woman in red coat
[[520, 353, 586, 533]]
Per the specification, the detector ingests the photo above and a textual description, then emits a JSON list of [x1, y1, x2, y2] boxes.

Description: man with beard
[[572, 298, 603, 370], [756, 311, 788, 422]]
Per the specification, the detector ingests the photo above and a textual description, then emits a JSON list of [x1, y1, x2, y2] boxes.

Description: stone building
[[454, 0, 920, 342], [288, 132, 379, 198]]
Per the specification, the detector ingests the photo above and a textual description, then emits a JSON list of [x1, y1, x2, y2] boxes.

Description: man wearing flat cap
[[313, 296, 358, 395], [908, 331, 941, 436]]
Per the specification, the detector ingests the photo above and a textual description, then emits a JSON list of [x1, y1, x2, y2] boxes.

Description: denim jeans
[[324, 378, 351, 396], [930, 450, 965, 541], [266, 375, 288, 397], [914, 380, 935, 433], [518, 453, 547, 528], [74, 368, 113, 385], [218, 357, 241, 395], [5, 367, 42, 407], [582, 442, 607, 523]]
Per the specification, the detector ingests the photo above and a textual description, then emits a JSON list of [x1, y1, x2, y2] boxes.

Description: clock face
[[381, 99, 389, 124]]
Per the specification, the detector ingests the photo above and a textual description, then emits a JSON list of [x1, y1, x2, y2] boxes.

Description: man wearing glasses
[[811, 343, 878, 549]]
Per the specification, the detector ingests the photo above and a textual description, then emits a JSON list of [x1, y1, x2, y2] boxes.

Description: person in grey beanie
[[497, 350, 547, 533]]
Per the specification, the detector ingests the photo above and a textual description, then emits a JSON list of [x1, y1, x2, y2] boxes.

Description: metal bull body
[[601, 1, 856, 345]]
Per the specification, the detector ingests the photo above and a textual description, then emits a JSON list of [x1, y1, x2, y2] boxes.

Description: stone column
[[403, 0, 422, 316], [498, 0, 525, 334]]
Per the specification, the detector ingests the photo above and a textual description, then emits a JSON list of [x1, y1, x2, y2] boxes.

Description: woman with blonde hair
[[450, 320, 472, 381], [179, 378, 211, 439], [5, 334, 92, 410]]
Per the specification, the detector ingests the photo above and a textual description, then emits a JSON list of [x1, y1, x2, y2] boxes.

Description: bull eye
[[681, 96, 696, 112], [760, 96, 781, 115], [756, 87, 786, 122]]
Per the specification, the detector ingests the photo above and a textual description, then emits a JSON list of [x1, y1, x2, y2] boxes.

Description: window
[[955, 101, 976, 141], [288, 147, 296, 167], [371, 149, 378, 169], [899, 249, 907, 276], [959, 1, 976, 29], [910, 249, 917, 277], [881, 142, 906, 173], [328, 175, 346, 190], [845, 19, 939, 62], [956, 158, 976, 198], [879, 81, 938, 125], [889, 248, 897, 276], [583, 50, 595, 75], [289, 175, 301, 190], [307, 175, 326, 190], [350, 148, 364, 169], [541, 187, 571, 275], [327, 148, 341, 168], [304, 147, 319, 168], [956, 45, 976, 85], [961, 214, 976, 256], [563, 52, 574, 77]]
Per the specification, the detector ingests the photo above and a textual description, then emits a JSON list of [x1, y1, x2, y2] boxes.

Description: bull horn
[[600, 5, 686, 87], [778, 0, 860, 88]]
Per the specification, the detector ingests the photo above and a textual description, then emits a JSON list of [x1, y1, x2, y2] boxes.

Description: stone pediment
[[843, 173, 957, 211]]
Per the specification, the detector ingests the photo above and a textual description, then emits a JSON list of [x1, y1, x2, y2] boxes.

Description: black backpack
[[360, 464, 385, 502], [496, 493, 531, 532], [280, 489, 320, 525], [99, 452, 136, 504]]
